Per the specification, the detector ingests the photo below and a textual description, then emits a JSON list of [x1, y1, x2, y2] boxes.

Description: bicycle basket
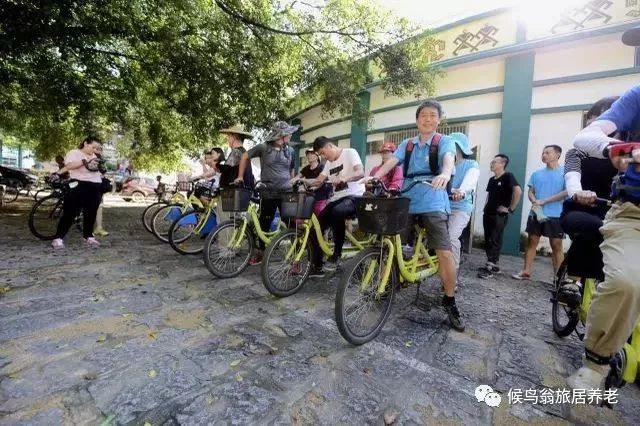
[[355, 197, 410, 235], [221, 187, 252, 212], [280, 192, 315, 219], [177, 181, 192, 192]]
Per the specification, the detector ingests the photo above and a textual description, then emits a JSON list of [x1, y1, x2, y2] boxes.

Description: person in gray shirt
[[235, 121, 298, 264]]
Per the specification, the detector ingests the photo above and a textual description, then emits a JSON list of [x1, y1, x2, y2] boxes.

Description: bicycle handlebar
[[368, 178, 463, 200]]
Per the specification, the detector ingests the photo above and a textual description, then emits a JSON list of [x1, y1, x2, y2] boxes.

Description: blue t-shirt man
[[528, 166, 565, 218], [393, 134, 457, 214]]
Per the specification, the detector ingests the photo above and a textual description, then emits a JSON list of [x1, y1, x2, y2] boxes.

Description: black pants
[[483, 213, 509, 264], [55, 181, 103, 239], [560, 206, 606, 281], [311, 197, 356, 266], [258, 198, 281, 249]]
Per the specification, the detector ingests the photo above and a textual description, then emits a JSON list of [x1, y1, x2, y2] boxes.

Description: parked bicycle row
[[25, 89, 640, 402]]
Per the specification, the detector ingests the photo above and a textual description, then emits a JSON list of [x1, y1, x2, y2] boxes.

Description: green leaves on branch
[[1, 0, 440, 170]]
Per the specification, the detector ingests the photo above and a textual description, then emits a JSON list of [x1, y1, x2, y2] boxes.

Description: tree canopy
[[1, 0, 440, 171]]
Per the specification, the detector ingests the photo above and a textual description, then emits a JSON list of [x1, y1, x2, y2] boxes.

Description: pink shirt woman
[[370, 142, 403, 191]]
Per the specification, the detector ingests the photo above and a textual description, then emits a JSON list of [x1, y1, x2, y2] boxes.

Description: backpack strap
[[429, 133, 442, 175], [403, 140, 414, 178]]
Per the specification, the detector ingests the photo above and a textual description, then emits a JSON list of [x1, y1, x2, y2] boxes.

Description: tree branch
[[215, 0, 373, 37]]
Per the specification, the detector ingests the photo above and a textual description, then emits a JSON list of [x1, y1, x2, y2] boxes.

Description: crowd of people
[[45, 26, 640, 397]]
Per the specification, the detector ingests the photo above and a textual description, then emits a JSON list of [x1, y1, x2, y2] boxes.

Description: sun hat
[[449, 132, 473, 156], [264, 121, 300, 142], [219, 125, 254, 139], [378, 142, 396, 153]]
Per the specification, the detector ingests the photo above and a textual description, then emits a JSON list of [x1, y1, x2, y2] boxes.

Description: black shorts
[[414, 213, 451, 251], [526, 216, 565, 239]]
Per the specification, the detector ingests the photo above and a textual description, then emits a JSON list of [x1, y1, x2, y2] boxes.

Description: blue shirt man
[[528, 165, 565, 218], [370, 100, 464, 333], [393, 134, 456, 214]]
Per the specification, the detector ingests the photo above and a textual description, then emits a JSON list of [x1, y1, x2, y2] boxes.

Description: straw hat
[[219, 125, 254, 139]]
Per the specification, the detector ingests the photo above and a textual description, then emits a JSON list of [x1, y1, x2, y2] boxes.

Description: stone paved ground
[[1, 197, 639, 425]]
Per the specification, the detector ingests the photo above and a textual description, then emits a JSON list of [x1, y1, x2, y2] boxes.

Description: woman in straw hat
[[218, 125, 255, 188]]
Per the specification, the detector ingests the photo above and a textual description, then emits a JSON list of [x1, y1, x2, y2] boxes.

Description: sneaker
[[289, 262, 302, 275], [83, 237, 101, 247], [485, 262, 501, 273], [567, 362, 609, 392], [308, 268, 325, 278], [477, 267, 494, 279], [323, 256, 340, 271], [51, 238, 65, 249], [94, 229, 109, 237], [249, 252, 263, 265], [443, 301, 465, 332], [401, 244, 414, 259], [512, 271, 531, 280], [557, 281, 582, 307]]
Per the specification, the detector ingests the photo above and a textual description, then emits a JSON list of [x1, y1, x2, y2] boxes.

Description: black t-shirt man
[[484, 172, 520, 214]]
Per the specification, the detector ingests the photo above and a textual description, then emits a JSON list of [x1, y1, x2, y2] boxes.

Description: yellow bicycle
[[167, 188, 219, 255], [202, 182, 286, 279], [261, 181, 376, 297], [150, 182, 203, 243], [334, 179, 443, 345]]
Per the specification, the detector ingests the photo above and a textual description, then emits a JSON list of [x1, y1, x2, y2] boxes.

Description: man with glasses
[[477, 154, 522, 279]]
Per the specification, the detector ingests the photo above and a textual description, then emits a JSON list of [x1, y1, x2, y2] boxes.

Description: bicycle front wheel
[[551, 259, 580, 337], [335, 246, 396, 345], [168, 210, 205, 255], [28, 194, 64, 240], [261, 229, 312, 297], [142, 201, 166, 234], [2, 185, 19, 204], [203, 220, 254, 278], [151, 203, 182, 243]]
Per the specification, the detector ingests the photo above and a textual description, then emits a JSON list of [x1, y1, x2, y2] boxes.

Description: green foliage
[[1, 0, 441, 170]]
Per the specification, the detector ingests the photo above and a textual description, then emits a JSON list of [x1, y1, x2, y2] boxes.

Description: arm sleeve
[[438, 138, 457, 166], [527, 171, 535, 188], [393, 140, 408, 163], [574, 120, 619, 158], [64, 150, 82, 164], [458, 167, 480, 194], [598, 86, 640, 132], [564, 149, 585, 197], [247, 144, 264, 160], [349, 148, 363, 168], [389, 166, 404, 190], [509, 173, 520, 188]]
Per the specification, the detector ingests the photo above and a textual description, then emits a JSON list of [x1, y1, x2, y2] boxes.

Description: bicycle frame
[[227, 202, 283, 249], [188, 196, 219, 235], [360, 226, 439, 296]]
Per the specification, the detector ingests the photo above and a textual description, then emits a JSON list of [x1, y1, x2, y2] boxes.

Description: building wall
[[289, 1, 640, 252]]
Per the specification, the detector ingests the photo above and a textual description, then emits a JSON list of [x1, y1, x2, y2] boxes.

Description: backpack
[[402, 133, 452, 192], [403, 133, 442, 178]]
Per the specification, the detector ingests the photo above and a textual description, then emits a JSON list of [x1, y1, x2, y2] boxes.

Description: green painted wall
[[498, 52, 535, 255], [350, 91, 370, 161]]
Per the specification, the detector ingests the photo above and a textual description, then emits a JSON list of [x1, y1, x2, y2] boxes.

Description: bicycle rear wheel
[[168, 210, 205, 255], [28, 194, 64, 240], [142, 201, 166, 234], [335, 246, 396, 345], [2, 185, 19, 204], [261, 229, 312, 297], [203, 219, 254, 278], [151, 203, 182, 243], [551, 259, 580, 337]]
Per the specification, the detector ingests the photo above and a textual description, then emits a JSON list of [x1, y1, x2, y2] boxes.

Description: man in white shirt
[[306, 136, 365, 274]]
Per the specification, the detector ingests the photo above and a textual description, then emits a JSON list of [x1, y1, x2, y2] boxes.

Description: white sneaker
[[567, 362, 609, 391], [83, 237, 101, 247], [51, 238, 64, 249]]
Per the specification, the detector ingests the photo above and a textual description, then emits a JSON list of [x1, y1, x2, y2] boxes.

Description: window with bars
[[367, 140, 384, 155], [382, 122, 469, 146]]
